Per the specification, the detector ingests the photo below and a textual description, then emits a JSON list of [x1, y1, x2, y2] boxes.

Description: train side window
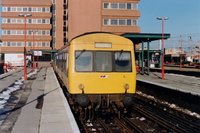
[[75, 51, 92, 72], [115, 51, 132, 72], [96, 52, 112, 72]]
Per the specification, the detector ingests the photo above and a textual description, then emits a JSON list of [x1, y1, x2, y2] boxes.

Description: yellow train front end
[[68, 33, 136, 107]]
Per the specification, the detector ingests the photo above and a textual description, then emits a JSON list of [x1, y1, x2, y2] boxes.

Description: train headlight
[[124, 84, 130, 90], [79, 84, 84, 90]]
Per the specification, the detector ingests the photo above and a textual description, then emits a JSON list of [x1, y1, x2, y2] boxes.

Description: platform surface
[[0, 67, 80, 133], [39, 67, 80, 133], [137, 70, 200, 96]]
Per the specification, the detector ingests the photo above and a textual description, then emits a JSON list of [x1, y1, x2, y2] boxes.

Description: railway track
[[78, 94, 200, 133], [81, 116, 148, 133], [57, 71, 200, 132], [134, 94, 200, 133]]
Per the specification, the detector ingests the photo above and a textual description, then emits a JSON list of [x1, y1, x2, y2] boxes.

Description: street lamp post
[[180, 37, 183, 69], [18, 14, 32, 80], [35, 39, 41, 68], [30, 30, 38, 72], [157, 17, 169, 79]]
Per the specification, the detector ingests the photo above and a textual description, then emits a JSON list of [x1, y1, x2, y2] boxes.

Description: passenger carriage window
[[96, 52, 112, 72], [115, 51, 132, 72], [75, 51, 92, 72]]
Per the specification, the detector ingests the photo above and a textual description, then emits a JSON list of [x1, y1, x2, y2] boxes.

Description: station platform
[[150, 65, 200, 77], [137, 66, 200, 96], [0, 67, 80, 133]]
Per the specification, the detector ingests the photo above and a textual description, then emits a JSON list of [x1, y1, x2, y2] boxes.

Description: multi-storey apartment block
[[0, 0, 52, 64], [0, 0, 140, 65]]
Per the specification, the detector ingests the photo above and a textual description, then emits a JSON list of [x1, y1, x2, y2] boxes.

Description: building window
[[42, 31, 45, 35], [42, 42, 45, 47], [38, 8, 42, 12], [7, 7, 11, 11], [12, 7, 17, 11], [2, 18, 51, 24], [111, 19, 118, 25], [17, 7, 22, 11], [3, 7, 50, 12], [46, 8, 50, 12], [3, 7, 6, 12], [17, 19, 22, 23], [46, 19, 50, 24], [119, 3, 126, 9], [127, 3, 132, 9], [46, 31, 50, 35], [103, 3, 138, 10], [2, 30, 50, 35], [3, 30, 6, 35], [42, 8, 46, 12], [104, 3, 109, 8], [46, 42, 50, 47], [28, 42, 32, 47], [23, 7, 27, 11], [12, 30, 16, 34], [103, 19, 138, 26], [119, 19, 126, 25], [3, 19, 6, 23], [17, 42, 22, 46], [38, 19, 42, 23], [111, 3, 118, 9], [28, 19, 32, 23], [33, 7, 37, 12], [132, 20, 137, 25], [103, 19, 109, 25], [3, 42, 7, 46], [11, 42, 17, 46], [7, 42, 11, 46], [127, 19, 131, 25], [42, 19, 46, 23], [17, 30, 21, 35], [28, 7, 32, 11], [7, 19, 11, 23], [11, 19, 16, 23]]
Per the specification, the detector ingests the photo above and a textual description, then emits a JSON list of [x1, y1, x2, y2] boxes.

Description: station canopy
[[121, 33, 170, 44]]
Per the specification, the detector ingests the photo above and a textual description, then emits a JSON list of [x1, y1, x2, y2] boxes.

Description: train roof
[[57, 32, 171, 52], [57, 32, 130, 52]]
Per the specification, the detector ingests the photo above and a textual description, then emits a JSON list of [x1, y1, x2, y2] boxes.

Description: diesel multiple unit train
[[53, 32, 136, 113]]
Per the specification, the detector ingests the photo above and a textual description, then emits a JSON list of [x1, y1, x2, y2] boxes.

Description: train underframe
[[66, 93, 135, 120]]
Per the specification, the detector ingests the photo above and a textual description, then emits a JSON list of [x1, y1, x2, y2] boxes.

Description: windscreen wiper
[[75, 49, 86, 59], [117, 50, 123, 60]]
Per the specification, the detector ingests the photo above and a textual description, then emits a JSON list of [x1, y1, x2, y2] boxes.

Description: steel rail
[[139, 101, 199, 133], [134, 104, 180, 133], [121, 116, 147, 133], [135, 95, 200, 132], [114, 118, 134, 133], [97, 118, 113, 133]]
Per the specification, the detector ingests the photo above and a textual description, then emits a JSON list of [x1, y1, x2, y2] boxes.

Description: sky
[[138, 0, 200, 50], [0, 1, 199, 50]]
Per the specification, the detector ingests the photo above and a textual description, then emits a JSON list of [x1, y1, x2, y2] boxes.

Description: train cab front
[[68, 49, 136, 108]]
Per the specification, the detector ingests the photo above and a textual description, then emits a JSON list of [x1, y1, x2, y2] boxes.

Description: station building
[[0, 0, 140, 66]]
